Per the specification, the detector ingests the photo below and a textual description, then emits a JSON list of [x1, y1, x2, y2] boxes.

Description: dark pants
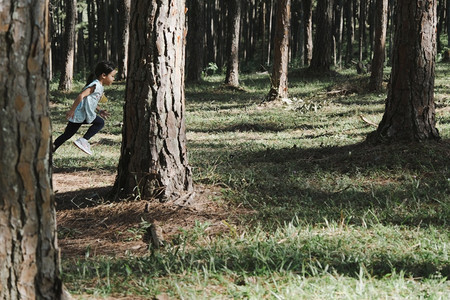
[[53, 116, 104, 151]]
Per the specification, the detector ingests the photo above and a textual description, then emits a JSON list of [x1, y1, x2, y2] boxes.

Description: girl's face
[[102, 70, 117, 86]]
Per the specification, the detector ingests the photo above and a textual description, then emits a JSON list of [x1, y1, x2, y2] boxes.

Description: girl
[[53, 61, 117, 155]]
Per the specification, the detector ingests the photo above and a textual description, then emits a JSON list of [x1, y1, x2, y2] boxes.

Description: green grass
[[53, 64, 450, 299]]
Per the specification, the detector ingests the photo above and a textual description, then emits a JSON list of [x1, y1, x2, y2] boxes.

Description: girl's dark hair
[[86, 61, 116, 86]]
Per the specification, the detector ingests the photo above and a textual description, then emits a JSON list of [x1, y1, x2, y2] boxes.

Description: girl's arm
[[66, 86, 95, 120], [96, 105, 110, 119]]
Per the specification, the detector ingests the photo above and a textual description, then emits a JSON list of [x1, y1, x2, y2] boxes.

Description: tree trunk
[[369, 0, 388, 91], [114, 0, 193, 202], [88, 0, 96, 67], [447, 0, 450, 46], [358, 0, 366, 62], [76, 10, 86, 77], [0, 0, 64, 298], [117, 0, 130, 80], [58, 0, 77, 91], [225, 0, 241, 87], [310, 0, 334, 71], [187, 0, 205, 82], [268, 0, 291, 100], [368, 0, 440, 142], [334, 0, 344, 67], [303, 0, 313, 66], [345, 0, 354, 64], [96, 0, 107, 60]]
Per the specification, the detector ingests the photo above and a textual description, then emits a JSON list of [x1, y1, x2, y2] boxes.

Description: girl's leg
[[83, 116, 105, 141], [53, 122, 82, 151]]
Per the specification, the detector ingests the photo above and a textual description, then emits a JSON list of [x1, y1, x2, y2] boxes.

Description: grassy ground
[[51, 64, 450, 299]]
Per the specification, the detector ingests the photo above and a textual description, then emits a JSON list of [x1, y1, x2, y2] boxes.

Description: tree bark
[[0, 1, 64, 298], [303, 0, 313, 66], [187, 0, 205, 82], [369, 0, 440, 142], [117, 0, 130, 80], [345, 0, 354, 64], [225, 0, 241, 87], [268, 0, 291, 100], [369, 0, 388, 91], [58, 0, 77, 91], [114, 0, 193, 202], [309, 0, 334, 71]]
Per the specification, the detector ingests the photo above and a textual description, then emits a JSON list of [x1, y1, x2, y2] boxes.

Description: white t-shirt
[[69, 79, 104, 123]]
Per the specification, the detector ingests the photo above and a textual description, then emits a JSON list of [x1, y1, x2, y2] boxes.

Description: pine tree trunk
[[0, 1, 64, 298], [117, 0, 130, 80], [268, 0, 291, 100], [310, 0, 334, 71], [369, 0, 388, 91], [225, 0, 241, 87], [345, 0, 354, 64], [369, 0, 440, 142], [96, 0, 107, 60], [58, 0, 77, 91], [303, 0, 313, 66], [88, 0, 96, 67], [358, 0, 366, 62], [114, 0, 193, 202], [187, 0, 205, 82]]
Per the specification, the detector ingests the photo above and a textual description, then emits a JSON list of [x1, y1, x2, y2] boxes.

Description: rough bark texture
[[58, 0, 77, 91], [225, 0, 241, 87], [114, 0, 193, 202], [186, 0, 205, 82], [0, 1, 63, 299], [369, 0, 388, 91], [268, 0, 291, 100], [117, 0, 130, 80], [369, 0, 440, 142], [309, 0, 334, 71]]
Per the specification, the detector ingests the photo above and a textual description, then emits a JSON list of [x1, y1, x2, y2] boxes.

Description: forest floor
[[50, 65, 450, 299], [54, 170, 247, 259]]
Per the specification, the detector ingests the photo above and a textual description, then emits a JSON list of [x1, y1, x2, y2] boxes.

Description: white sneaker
[[74, 138, 92, 155]]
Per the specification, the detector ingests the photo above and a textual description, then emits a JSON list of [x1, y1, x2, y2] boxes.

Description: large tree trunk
[[268, 0, 291, 100], [309, 0, 334, 71], [369, 0, 440, 142], [117, 0, 130, 80], [58, 0, 77, 91], [114, 0, 193, 202], [186, 0, 205, 82], [225, 0, 241, 87], [0, 1, 64, 298], [369, 0, 388, 91]]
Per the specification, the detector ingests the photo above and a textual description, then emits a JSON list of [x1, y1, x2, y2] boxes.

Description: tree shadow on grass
[[193, 138, 450, 228]]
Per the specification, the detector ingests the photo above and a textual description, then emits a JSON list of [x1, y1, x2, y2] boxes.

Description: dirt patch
[[54, 171, 245, 259]]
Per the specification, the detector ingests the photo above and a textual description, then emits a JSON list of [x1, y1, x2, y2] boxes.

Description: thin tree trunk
[[268, 0, 291, 100], [369, 0, 440, 142], [369, 0, 388, 91], [358, 0, 366, 62], [334, 0, 344, 67], [447, 0, 450, 46], [88, 0, 95, 67], [225, 0, 241, 87], [0, 1, 65, 298], [117, 0, 130, 80], [114, 0, 193, 202], [303, 0, 313, 66], [58, 0, 77, 91]]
